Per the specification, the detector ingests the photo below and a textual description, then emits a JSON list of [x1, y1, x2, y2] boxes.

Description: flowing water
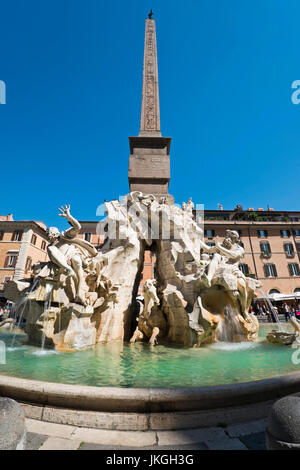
[[10, 278, 40, 348], [216, 305, 242, 342], [0, 324, 299, 388], [41, 283, 53, 350]]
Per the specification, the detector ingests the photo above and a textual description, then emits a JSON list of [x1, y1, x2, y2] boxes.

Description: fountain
[[0, 199, 300, 431], [4, 198, 261, 352]]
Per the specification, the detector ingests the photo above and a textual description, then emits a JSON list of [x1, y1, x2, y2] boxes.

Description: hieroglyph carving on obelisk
[[139, 19, 161, 136]]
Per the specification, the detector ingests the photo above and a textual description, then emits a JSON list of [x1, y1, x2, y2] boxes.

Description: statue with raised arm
[[47, 204, 98, 305], [200, 230, 261, 322]]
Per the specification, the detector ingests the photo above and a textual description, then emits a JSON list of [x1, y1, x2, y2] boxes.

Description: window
[[84, 233, 92, 242], [239, 263, 249, 275], [41, 241, 46, 251], [4, 255, 18, 268], [257, 230, 268, 238], [204, 229, 215, 238], [25, 257, 32, 272], [281, 230, 290, 238], [269, 289, 280, 294], [288, 263, 300, 277], [297, 243, 300, 253], [0, 232, 3, 241], [260, 242, 271, 257], [264, 264, 277, 278], [11, 231, 22, 241], [290, 217, 300, 222], [206, 242, 215, 247], [294, 288, 300, 293], [284, 243, 294, 257], [31, 234, 37, 245], [293, 230, 300, 237]]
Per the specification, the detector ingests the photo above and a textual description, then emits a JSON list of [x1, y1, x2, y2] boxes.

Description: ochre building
[[0, 214, 49, 300]]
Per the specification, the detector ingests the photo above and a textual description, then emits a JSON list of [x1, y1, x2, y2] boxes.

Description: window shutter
[[288, 264, 293, 276], [4, 256, 9, 268], [273, 264, 277, 277]]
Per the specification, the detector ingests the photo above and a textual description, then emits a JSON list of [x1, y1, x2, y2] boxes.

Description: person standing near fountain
[[47, 205, 98, 305], [282, 302, 291, 322]]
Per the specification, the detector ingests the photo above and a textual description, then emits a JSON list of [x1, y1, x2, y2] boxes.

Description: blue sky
[[0, 0, 299, 229]]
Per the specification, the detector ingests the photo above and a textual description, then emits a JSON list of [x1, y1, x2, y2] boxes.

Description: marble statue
[[199, 230, 258, 322], [46, 205, 98, 305], [5, 194, 261, 351], [182, 197, 194, 217]]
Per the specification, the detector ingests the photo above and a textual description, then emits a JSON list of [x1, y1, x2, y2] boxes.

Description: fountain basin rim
[[0, 371, 300, 413]]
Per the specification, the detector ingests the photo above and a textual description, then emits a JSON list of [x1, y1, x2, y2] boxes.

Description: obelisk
[[128, 12, 172, 198]]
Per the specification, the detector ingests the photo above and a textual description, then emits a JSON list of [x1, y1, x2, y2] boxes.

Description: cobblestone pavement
[[24, 418, 268, 450]]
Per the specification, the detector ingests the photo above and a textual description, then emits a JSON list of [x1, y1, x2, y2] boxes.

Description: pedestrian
[[282, 302, 291, 322], [257, 304, 264, 315]]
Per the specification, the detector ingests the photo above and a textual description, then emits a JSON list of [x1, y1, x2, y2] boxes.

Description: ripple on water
[[30, 350, 59, 357], [6, 346, 26, 352], [208, 341, 259, 351]]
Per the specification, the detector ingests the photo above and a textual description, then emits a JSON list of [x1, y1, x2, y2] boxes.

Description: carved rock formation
[[5, 194, 261, 351]]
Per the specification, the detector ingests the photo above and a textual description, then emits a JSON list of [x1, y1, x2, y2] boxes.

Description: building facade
[[0, 215, 49, 299], [203, 207, 300, 296]]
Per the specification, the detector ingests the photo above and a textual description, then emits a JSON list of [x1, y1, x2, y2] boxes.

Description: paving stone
[[205, 437, 247, 450], [39, 437, 82, 450], [26, 418, 76, 439], [26, 432, 49, 450], [72, 428, 157, 448], [79, 442, 208, 450], [226, 419, 267, 437], [239, 432, 267, 450], [138, 442, 209, 450], [157, 427, 226, 446]]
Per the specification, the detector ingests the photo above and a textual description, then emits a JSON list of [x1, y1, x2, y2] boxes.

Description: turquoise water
[[0, 324, 299, 388]]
